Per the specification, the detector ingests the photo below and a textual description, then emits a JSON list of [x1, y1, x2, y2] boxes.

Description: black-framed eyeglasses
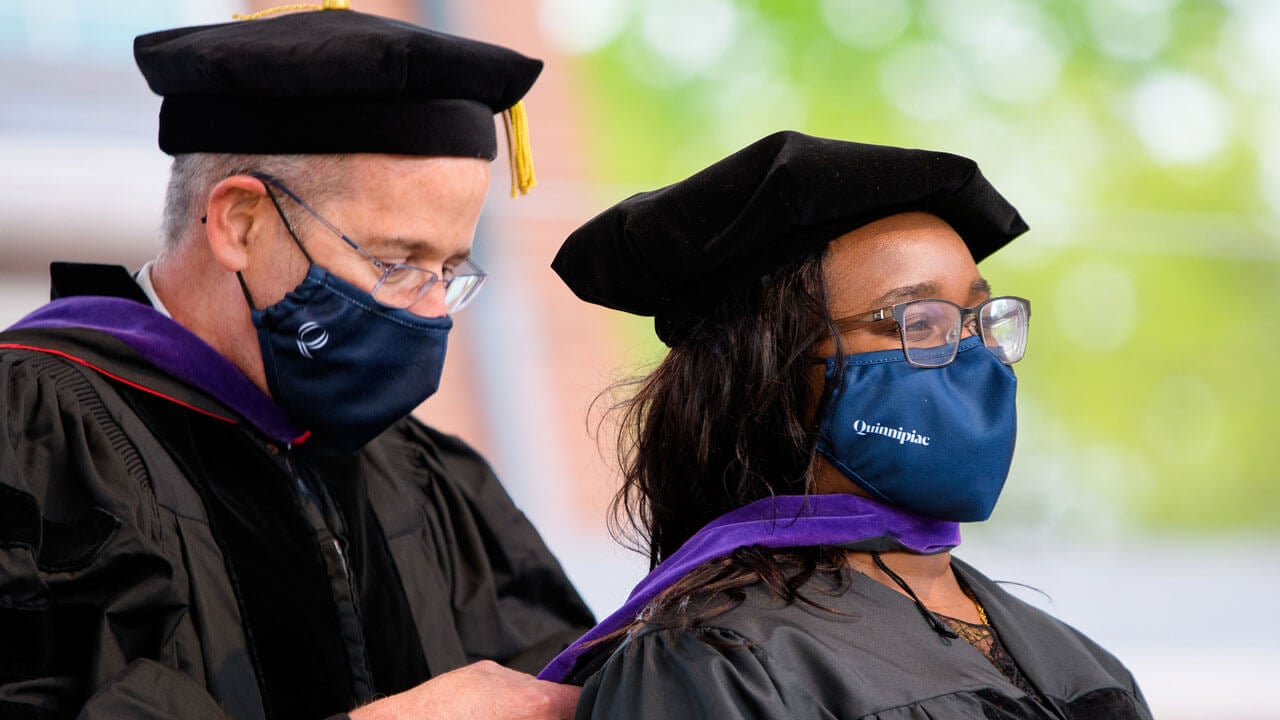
[[251, 172, 488, 313], [836, 296, 1031, 368]]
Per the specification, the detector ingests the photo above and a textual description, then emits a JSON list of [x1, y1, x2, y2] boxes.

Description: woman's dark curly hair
[[605, 245, 854, 632]]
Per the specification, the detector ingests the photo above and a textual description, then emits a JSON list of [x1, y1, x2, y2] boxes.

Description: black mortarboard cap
[[134, 4, 542, 192], [553, 131, 1029, 345]]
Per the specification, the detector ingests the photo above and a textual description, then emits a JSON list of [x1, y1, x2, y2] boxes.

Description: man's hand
[[347, 661, 580, 720]]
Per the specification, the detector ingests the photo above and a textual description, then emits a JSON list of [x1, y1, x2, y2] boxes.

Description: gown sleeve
[[0, 348, 229, 719], [575, 626, 825, 720], [386, 419, 597, 673]]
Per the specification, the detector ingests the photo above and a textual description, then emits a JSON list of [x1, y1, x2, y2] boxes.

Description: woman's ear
[[204, 175, 272, 273]]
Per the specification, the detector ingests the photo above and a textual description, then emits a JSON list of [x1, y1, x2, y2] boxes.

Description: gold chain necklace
[[859, 552, 992, 628], [961, 580, 990, 625]]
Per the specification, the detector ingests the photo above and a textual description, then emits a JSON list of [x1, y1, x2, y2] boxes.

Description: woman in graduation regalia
[[541, 131, 1153, 719]]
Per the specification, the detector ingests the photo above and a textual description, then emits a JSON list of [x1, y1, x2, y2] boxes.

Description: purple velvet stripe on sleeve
[[9, 297, 303, 443], [538, 493, 960, 682]]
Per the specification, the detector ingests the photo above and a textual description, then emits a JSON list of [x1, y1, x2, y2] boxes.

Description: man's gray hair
[[162, 153, 347, 248]]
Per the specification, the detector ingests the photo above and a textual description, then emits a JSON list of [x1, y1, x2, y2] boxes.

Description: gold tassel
[[503, 101, 537, 197], [233, 0, 349, 21]]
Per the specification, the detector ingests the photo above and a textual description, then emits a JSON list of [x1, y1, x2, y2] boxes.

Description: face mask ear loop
[[256, 174, 317, 265], [236, 272, 259, 312], [871, 551, 960, 643], [237, 174, 314, 314]]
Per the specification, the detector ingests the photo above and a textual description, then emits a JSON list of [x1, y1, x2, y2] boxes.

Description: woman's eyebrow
[[868, 282, 941, 307], [862, 277, 992, 310]]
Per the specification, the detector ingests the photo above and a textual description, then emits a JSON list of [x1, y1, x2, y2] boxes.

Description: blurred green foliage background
[[540, 0, 1280, 533]]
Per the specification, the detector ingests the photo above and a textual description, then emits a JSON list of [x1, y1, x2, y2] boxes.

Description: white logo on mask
[[853, 419, 931, 446], [296, 321, 329, 359]]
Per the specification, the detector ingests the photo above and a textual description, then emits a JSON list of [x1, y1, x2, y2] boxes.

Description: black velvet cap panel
[[134, 9, 542, 157], [552, 131, 1029, 345]]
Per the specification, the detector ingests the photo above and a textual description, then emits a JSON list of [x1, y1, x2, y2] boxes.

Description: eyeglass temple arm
[[831, 306, 893, 333], [249, 172, 364, 257]]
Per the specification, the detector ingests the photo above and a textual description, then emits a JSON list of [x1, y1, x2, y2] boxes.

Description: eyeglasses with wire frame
[[251, 172, 488, 313], [835, 296, 1031, 368]]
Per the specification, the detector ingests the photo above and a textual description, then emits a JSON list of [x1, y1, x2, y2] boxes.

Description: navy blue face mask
[[251, 264, 451, 453], [816, 335, 1017, 522]]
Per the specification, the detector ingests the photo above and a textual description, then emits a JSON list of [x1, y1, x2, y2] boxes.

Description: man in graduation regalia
[[0, 3, 594, 719]]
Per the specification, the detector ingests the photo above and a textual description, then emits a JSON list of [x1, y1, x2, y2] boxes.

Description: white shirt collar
[[134, 259, 174, 318]]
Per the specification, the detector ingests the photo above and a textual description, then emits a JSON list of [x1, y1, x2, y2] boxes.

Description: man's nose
[[408, 281, 449, 318]]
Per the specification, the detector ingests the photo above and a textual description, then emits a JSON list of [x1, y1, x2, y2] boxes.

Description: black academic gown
[[0, 264, 594, 720], [575, 559, 1151, 720]]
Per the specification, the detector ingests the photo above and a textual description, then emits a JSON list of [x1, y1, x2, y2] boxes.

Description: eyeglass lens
[[899, 297, 1029, 367], [979, 297, 1029, 364], [373, 264, 487, 312], [442, 273, 484, 310]]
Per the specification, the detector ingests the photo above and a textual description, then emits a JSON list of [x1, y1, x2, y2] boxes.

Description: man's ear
[[204, 175, 272, 273]]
